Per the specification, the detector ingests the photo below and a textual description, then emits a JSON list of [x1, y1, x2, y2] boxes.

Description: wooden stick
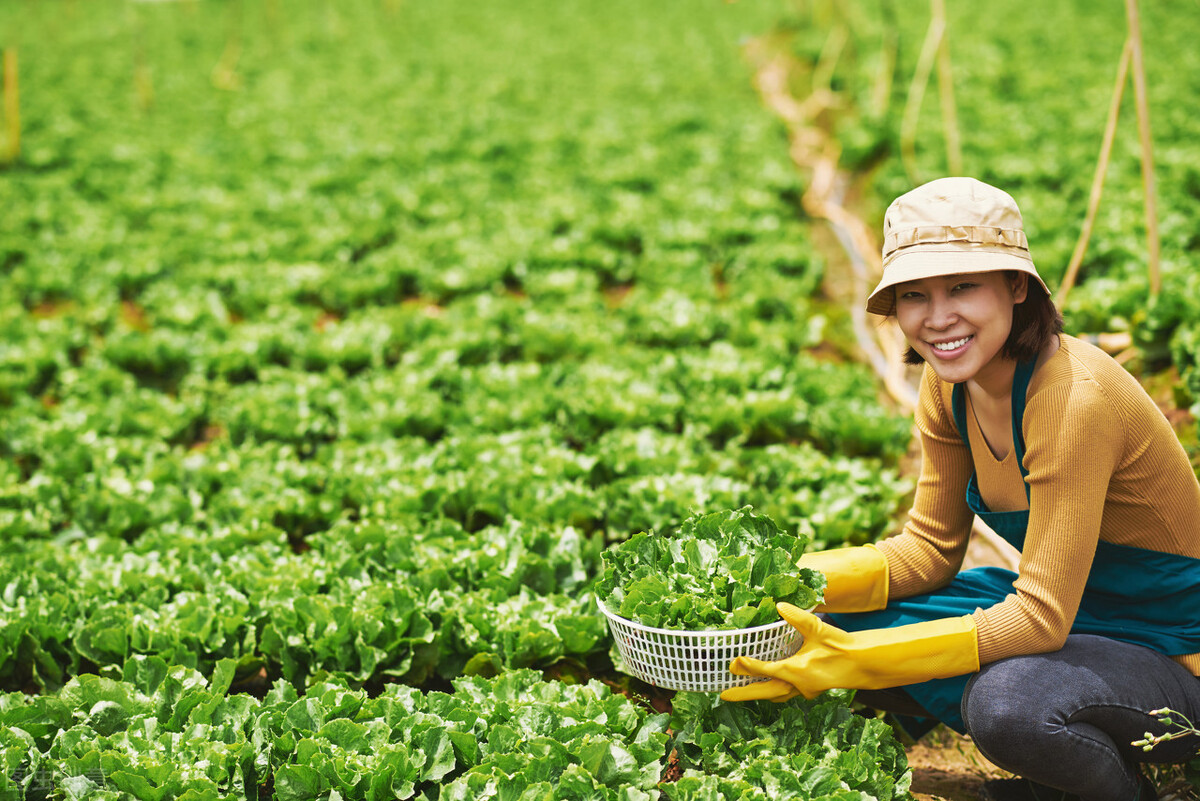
[[1059, 38, 1131, 304], [2, 49, 18, 164], [900, 10, 944, 184], [932, 0, 962, 175], [1125, 0, 1160, 298], [813, 24, 848, 95], [871, 17, 898, 117], [129, 5, 154, 111], [212, 0, 243, 91], [871, 0, 899, 116]]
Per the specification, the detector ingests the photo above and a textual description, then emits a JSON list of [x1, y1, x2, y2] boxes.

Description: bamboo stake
[[1125, 0, 1160, 298], [813, 24, 848, 95], [129, 4, 154, 112], [212, 0, 243, 91], [212, 38, 242, 91], [2, 49, 18, 164], [1059, 39, 1131, 304], [933, 0, 962, 175], [870, 11, 898, 117], [900, 9, 944, 184]]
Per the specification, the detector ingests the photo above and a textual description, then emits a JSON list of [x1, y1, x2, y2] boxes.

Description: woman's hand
[[720, 603, 979, 703]]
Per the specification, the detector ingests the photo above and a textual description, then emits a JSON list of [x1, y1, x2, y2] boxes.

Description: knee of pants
[[962, 661, 1047, 755]]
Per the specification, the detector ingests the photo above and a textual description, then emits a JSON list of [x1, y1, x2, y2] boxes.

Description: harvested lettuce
[[596, 506, 825, 630]]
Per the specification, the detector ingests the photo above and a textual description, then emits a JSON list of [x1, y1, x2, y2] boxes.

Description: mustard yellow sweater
[[876, 334, 1200, 674]]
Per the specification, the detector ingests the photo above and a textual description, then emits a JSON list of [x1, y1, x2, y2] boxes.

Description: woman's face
[[894, 271, 1028, 390]]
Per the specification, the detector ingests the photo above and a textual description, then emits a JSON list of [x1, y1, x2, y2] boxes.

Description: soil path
[[907, 730, 1011, 801]]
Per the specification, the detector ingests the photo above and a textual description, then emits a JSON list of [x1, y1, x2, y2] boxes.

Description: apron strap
[[950, 357, 1038, 500]]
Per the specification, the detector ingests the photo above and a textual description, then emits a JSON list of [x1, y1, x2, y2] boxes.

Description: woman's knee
[[962, 658, 1053, 758]]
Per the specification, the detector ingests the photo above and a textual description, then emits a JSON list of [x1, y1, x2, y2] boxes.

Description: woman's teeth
[[933, 336, 971, 352]]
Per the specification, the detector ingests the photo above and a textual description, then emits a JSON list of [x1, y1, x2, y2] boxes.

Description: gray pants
[[855, 635, 1200, 801], [960, 635, 1200, 801]]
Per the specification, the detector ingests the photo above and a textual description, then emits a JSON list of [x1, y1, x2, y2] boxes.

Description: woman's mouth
[[930, 335, 973, 356]]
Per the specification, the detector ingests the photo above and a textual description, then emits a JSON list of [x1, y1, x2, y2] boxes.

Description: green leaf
[[122, 655, 170, 697], [0, 695, 73, 749], [462, 652, 503, 678], [275, 764, 329, 801], [103, 768, 172, 801], [448, 728, 481, 768], [86, 700, 129, 737], [210, 658, 239, 696], [367, 747, 421, 801], [415, 724, 458, 782]]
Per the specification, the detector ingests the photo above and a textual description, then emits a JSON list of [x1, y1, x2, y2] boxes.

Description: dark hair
[[902, 272, 1064, 366]]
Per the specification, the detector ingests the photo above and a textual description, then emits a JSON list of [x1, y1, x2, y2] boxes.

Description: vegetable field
[[2, 0, 1199, 798]]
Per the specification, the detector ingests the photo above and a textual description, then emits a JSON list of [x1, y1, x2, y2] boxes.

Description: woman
[[723, 177, 1200, 801]]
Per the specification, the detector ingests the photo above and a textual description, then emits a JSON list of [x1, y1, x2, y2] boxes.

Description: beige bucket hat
[[866, 177, 1051, 316]]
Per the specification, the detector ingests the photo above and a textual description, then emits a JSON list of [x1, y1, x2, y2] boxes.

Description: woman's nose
[[926, 297, 957, 329]]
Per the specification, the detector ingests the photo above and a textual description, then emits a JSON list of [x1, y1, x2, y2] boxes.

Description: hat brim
[[865, 246, 1049, 316]]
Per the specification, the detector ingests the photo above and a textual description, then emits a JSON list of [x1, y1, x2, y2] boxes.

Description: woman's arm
[[876, 365, 976, 598]]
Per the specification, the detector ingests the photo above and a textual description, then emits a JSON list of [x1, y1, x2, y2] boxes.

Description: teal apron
[[830, 357, 1200, 733]]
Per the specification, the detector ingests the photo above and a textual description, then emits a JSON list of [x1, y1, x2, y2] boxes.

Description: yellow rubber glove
[[720, 603, 979, 703], [798, 544, 889, 613]]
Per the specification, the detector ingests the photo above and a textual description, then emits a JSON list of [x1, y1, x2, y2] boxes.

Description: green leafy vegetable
[[666, 691, 911, 801], [596, 507, 825, 630]]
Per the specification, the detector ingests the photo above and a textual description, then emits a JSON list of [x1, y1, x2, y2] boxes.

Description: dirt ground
[[906, 729, 1011, 801]]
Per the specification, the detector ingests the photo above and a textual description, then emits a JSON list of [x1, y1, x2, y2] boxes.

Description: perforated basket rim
[[596, 597, 809, 692], [596, 597, 801, 638]]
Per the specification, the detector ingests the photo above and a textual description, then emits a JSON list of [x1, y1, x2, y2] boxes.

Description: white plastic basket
[[598, 600, 805, 693]]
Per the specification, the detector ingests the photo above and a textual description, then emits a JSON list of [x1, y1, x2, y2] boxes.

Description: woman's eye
[[952, 283, 976, 293], [899, 291, 923, 301]]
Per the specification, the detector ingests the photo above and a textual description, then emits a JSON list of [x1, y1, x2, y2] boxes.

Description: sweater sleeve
[[971, 377, 1126, 664], [876, 365, 976, 598]]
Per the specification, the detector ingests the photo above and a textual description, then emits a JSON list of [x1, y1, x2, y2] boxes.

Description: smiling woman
[[895, 271, 1031, 387], [894, 269, 1050, 462], [723, 177, 1200, 801]]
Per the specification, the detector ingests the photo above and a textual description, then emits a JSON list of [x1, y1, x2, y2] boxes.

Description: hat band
[[883, 225, 1029, 265]]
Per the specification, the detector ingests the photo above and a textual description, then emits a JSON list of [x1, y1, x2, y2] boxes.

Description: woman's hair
[[902, 271, 1064, 366]]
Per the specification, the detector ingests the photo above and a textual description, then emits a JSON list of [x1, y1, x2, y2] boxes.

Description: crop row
[[0, 423, 910, 692], [0, 506, 604, 690], [0, 665, 907, 801]]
